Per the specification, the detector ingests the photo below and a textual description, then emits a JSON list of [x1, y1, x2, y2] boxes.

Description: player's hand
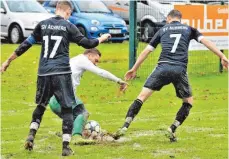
[[125, 69, 136, 81], [221, 56, 229, 70], [0, 60, 10, 73], [118, 79, 128, 93], [101, 34, 111, 41]]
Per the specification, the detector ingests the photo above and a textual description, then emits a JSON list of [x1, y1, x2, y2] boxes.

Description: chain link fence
[[134, 1, 228, 78]]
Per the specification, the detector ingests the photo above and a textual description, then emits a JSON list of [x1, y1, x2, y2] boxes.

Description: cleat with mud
[[24, 135, 34, 151], [166, 127, 177, 142], [113, 127, 128, 140], [72, 135, 96, 145], [62, 146, 74, 156]]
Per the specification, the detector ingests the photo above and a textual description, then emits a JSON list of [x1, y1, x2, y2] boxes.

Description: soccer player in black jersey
[[1, 1, 111, 156], [113, 10, 228, 142]]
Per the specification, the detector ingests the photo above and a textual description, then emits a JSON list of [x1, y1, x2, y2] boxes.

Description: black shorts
[[36, 74, 76, 108], [144, 63, 192, 98]]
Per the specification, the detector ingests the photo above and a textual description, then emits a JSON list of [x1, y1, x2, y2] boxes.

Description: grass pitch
[[1, 42, 228, 159]]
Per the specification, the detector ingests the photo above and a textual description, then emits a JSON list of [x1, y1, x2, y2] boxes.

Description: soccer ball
[[82, 120, 101, 139]]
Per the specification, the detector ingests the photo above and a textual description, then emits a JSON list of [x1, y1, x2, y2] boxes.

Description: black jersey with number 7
[[31, 16, 99, 76], [149, 21, 203, 68]]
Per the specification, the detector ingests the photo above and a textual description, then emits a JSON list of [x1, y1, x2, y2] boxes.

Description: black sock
[[170, 124, 177, 133], [176, 102, 192, 124], [63, 141, 69, 148], [29, 105, 46, 137], [123, 122, 130, 128], [122, 99, 143, 128], [62, 107, 73, 134], [31, 105, 46, 123], [29, 129, 37, 137], [170, 102, 192, 132], [62, 107, 73, 148]]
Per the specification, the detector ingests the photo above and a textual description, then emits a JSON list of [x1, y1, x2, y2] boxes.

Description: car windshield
[[6, 0, 47, 13], [74, 1, 111, 13]]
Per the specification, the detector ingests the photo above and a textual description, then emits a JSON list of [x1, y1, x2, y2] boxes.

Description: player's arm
[[191, 27, 228, 69], [69, 24, 111, 49], [200, 38, 228, 69], [85, 62, 123, 83], [1, 23, 41, 73], [125, 31, 160, 80], [83, 61, 128, 91]]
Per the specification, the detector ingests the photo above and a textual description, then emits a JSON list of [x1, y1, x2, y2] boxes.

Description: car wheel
[[141, 21, 155, 43], [77, 26, 87, 37], [9, 25, 23, 44]]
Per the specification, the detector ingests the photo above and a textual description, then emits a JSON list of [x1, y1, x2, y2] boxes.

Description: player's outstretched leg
[[25, 105, 46, 151], [167, 98, 193, 142], [114, 99, 143, 139], [49, 97, 95, 145], [61, 107, 74, 156], [71, 103, 97, 145], [71, 110, 96, 145], [113, 88, 153, 139]]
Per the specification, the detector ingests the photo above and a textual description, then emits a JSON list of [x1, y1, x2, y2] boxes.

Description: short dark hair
[[167, 9, 182, 19], [84, 48, 101, 57], [57, 0, 73, 10]]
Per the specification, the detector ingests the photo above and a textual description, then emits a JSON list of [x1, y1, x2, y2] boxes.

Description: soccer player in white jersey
[[49, 48, 128, 144]]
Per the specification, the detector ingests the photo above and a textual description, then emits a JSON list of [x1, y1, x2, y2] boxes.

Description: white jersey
[[70, 54, 121, 92]]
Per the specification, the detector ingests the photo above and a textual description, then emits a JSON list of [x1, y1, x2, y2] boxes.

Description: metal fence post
[[219, 2, 225, 73], [129, 0, 137, 70], [219, 50, 224, 73]]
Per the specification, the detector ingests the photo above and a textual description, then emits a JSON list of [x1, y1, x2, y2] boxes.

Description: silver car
[[103, 0, 192, 42], [1, 0, 53, 43], [103, 0, 171, 42]]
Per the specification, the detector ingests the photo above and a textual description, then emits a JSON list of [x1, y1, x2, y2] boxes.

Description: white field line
[[152, 148, 189, 157]]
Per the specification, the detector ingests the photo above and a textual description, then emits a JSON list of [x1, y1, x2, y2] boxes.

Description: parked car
[[103, 0, 198, 42], [190, 0, 228, 4], [0, 0, 54, 43], [155, 0, 190, 4], [205, 1, 228, 5], [43, 0, 128, 43], [103, 0, 170, 42]]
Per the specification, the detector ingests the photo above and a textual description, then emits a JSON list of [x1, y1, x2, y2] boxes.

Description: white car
[[0, 0, 53, 43]]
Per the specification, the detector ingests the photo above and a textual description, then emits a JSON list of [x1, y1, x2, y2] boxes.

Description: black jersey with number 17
[[149, 21, 203, 67], [31, 16, 99, 76]]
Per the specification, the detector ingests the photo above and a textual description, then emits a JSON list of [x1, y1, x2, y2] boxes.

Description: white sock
[[63, 134, 71, 142]]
